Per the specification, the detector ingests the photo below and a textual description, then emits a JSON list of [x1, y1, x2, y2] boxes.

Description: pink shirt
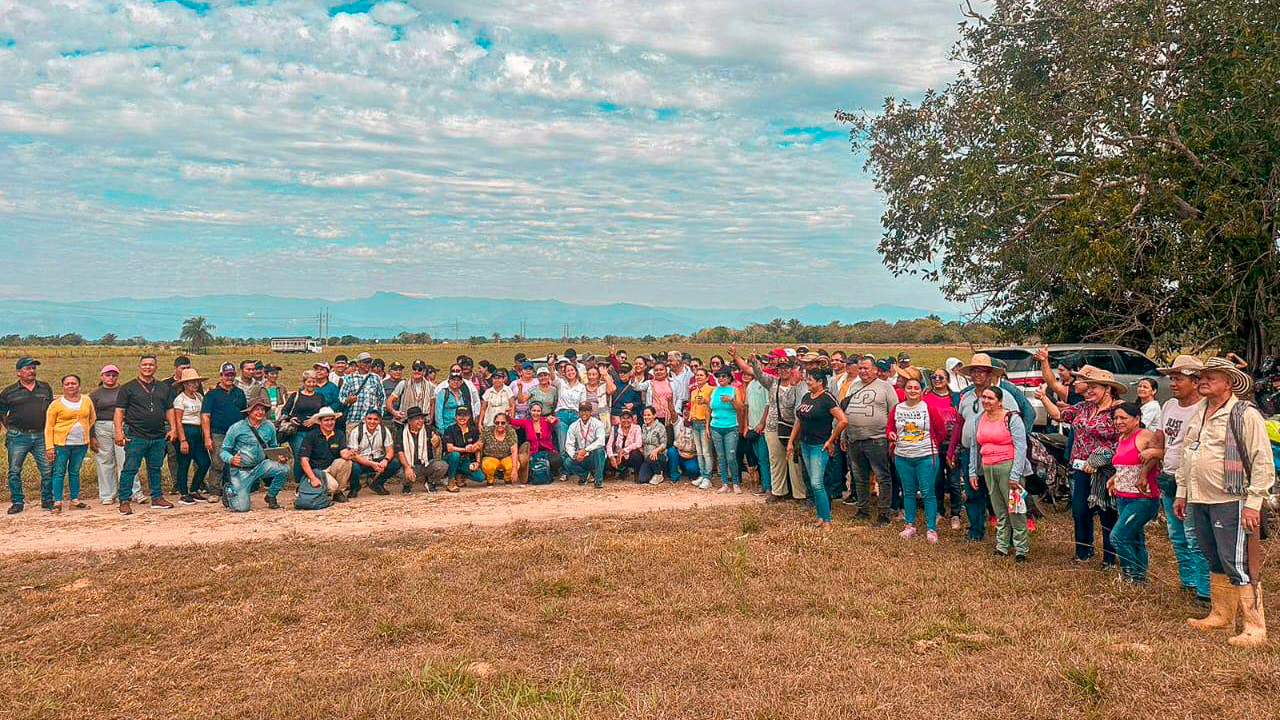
[[976, 414, 1016, 467], [650, 379, 673, 419]]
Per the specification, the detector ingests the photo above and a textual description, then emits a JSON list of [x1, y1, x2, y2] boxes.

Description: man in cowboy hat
[[297, 406, 354, 509], [397, 406, 449, 492], [1153, 355, 1211, 605], [1175, 357, 1275, 646], [949, 353, 1035, 540], [218, 390, 291, 512]]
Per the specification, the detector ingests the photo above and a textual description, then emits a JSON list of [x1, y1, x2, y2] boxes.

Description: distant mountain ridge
[[0, 293, 958, 339]]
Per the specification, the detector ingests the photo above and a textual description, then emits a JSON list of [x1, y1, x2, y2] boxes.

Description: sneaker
[[131, 493, 147, 504], [593, 479, 603, 488], [1014, 554, 1028, 563], [332, 492, 347, 503], [557, 475, 568, 483], [179, 495, 197, 505], [732, 484, 742, 495], [264, 494, 280, 510], [150, 497, 175, 509], [401, 483, 412, 494], [697, 478, 711, 490], [690, 478, 701, 486], [41, 499, 54, 511], [190, 491, 208, 501], [6, 503, 22, 515], [648, 474, 663, 485], [118, 501, 132, 515], [207, 493, 220, 503], [926, 530, 938, 544], [841, 495, 858, 505], [899, 526, 917, 539], [101, 498, 114, 505], [578, 476, 587, 485], [950, 516, 961, 531]]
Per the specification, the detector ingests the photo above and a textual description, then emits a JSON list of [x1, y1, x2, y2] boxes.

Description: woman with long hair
[[889, 377, 948, 543], [788, 369, 848, 528], [968, 385, 1031, 560]]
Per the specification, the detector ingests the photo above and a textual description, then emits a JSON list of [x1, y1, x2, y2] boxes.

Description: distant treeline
[[0, 316, 997, 347]]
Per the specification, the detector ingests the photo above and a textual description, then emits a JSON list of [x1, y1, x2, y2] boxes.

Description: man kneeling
[[219, 394, 291, 511], [562, 400, 606, 488], [348, 408, 401, 496], [397, 406, 449, 492], [296, 407, 353, 510]]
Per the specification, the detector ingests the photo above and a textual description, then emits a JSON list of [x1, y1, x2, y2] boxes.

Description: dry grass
[[0, 343, 967, 500], [1, 503, 1276, 720]]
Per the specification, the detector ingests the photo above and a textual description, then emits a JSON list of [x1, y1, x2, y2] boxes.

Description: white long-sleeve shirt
[[564, 417, 606, 455]]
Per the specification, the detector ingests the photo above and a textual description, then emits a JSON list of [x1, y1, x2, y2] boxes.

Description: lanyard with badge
[[1185, 401, 1222, 453]]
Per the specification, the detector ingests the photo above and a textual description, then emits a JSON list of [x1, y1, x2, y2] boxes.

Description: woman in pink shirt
[[1107, 401, 1164, 584], [511, 401, 561, 482], [968, 386, 1031, 560]]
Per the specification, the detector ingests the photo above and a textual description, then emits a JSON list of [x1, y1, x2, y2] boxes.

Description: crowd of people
[[1, 343, 1273, 646]]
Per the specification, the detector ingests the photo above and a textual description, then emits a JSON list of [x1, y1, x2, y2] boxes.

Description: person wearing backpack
[[968, 385, 1031, 561], [347, 408, 401, 497], [1176, 357, 1275, 647]]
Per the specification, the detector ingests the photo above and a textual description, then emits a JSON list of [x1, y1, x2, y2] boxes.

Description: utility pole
[[454, 319, 459, 342]]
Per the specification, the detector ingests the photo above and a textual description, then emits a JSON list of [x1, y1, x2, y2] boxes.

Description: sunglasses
[[494, 421, 507, 426]]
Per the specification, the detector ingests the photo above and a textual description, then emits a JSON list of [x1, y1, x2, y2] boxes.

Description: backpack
[[528, 452, 552, 485]]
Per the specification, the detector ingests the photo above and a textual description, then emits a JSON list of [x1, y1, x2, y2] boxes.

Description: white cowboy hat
[[312, 407, 343, 420], [1200, 357, 1253, 397]]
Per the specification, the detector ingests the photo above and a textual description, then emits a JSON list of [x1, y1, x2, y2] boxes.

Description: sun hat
[[1200, 356, 1254, 397], [958, 353, 1006, 378], [354, 352, 373, 363], [1157, 355, 1206, 377], [313, 361, 331, 370], [404, 406, 427, 421], [1071, 367, 1128, 394], [100, 364, 120, 375], [242, 392, 274, 414], [173, 368, 206, 384], [312, 406, 342, 420]]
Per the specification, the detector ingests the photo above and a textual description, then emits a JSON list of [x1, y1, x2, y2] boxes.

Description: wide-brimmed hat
[[403, 406, 427, 421], [1157, 355, 1205, 377], [173, 368, 206, 384], [242, 393, 274, 414], [958, 353, 1005, 378], [1200, 357, 1254, 397], [799, 352, 830, 366], [311, 406, 342, 420], [1071, 367, 1128, 394]]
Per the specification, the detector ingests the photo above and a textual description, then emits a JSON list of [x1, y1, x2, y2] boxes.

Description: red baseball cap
[[768, 347, 787, 358]]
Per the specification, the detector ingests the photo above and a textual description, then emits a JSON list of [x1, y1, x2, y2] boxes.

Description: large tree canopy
[[838, 0, 1279, 361]]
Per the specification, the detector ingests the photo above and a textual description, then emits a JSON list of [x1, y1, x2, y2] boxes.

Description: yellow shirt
[[44, 395, 96, 448], [689, 384, 714, 421], [1175, 395, 1276, 511]]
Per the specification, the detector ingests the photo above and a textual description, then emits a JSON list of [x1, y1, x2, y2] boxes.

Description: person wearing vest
[[219, 393, 291, 512], [398, 406, 448, 492], [347, 408, 401, 497], [1176, 357, 1275, 647]]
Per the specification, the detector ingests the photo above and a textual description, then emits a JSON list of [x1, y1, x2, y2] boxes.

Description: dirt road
[[0, 482, 759, 555]]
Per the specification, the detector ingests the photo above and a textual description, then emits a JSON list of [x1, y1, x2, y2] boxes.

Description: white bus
[[270, 337, 323, 354]]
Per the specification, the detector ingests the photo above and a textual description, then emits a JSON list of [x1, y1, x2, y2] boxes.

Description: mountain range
[[0, 293, 958, 340]]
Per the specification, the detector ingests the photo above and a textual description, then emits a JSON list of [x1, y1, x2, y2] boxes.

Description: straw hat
[[1071, 367, 1128, 394], [173, 367, 206, 384], [1157, 355, 1205, 377], [1200, 357, 1254, 397], [958, 353, 1005, 378]]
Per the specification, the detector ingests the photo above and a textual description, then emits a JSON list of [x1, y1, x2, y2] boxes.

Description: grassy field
[[2, 502, 1276, 720], [0, 343, 968, 499]]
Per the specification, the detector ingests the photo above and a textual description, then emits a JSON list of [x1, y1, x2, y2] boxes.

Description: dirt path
[[0, 483, 759, 555]]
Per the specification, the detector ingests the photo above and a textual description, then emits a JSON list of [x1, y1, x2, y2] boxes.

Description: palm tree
[[180, 316, 216, 352]]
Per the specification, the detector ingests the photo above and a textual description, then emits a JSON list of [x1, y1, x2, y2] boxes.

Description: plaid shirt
[[339, 372, 387, 425]]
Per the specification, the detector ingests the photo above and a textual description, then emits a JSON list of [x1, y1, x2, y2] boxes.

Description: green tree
[[839, 0, 1280, 361], [179, 316, 215, 351]]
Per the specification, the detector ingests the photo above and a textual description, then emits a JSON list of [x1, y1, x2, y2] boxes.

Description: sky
[[0, 0, 965, 310]]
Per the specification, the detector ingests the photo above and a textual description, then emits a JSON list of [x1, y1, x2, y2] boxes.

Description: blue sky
[[0, 0, 966, 310]]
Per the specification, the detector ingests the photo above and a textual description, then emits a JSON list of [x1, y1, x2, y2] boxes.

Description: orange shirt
[[690, 384, 714, 421]]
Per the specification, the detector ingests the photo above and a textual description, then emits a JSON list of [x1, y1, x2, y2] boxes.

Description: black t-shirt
[[442, 423, 480, 460], [299, 427, 345, 471], [795, 390, 838, 446], [285, 391, 327, 423], [117, 378, 174, 439], [0, 380, 54, 432]]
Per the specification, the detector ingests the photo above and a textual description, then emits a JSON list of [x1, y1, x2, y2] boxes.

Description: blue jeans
[[1070, 469, 1117, 563], [1161, 484, 1209, 597], [691, 420, 712, 479], [444, 451, 485, 483], [1110, 496, 1160, 582], [119, 437, 167, 501], [709, 425, 740, 484], [753, 433, 771, 491], [667, 447, 700, 479], [960, 447, 991, 539], [824, 440, 847, 499], [561, 448, 604, 483], [800, 442, 832, 521], [554, 409, 579, 451], [936, 445, 965, 518], [174, 424, 210, 495], [50, 444, 88, 501], [896, 454, 938, 531], [226, 459, 291, 512], [6, 429, 52, 505]]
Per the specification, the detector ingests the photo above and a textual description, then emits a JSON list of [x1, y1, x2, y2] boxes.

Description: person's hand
[[823, 440, 836, 455], [45, 448, 55, 462], [1173, 497, 1187, 520], [90, 438, 99, 453], [609, 344, 616, 355], [1243, 507, 1261, 531], [969, 475, 979, 490], [754, 422, 765, 434], [1106, 476, 1117, 494], [231, 452, 243, 467], [204, 437, 214, 452], [114, 431, 125, 447], [346, 394, 357, 405], [166, 429, 177, 442], [729, 344, 738, 358], [180, 439, 189, 452], [1035, 385, 1047, 401], [376, 459, 387, 472], [575, 450, 587, 461], [946, 455, 955, 469], [1082, 464, 1095, 474], [309, 474, 321, 488], [887, 431, 898, 443], [786, 441, 795, 456], [1033, 347, 1049, 363]]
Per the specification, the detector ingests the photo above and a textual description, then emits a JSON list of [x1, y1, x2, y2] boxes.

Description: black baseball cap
[[411, 360, 427, 371], [371, 358, 385, 368], [389, 361, 404, 371]]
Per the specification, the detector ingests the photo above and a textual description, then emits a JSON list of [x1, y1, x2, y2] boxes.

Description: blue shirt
[[219, 417, 280, 468], [317, 381, 340, 410], [201, 385, 247, 435]]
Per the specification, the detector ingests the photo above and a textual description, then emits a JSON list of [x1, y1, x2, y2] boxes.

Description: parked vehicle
[[980, 344, 1172, 427], [271, 336, 323, 354]]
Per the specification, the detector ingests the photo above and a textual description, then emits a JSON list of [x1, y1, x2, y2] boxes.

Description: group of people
[[1, 343, 1272, 645]]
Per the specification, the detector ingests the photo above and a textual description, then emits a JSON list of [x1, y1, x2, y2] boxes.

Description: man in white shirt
[[1155, 355, 1209, 604], [347, 409, 400, 497], [561, 400, 606, 487], [667, 351, 694, 411]]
